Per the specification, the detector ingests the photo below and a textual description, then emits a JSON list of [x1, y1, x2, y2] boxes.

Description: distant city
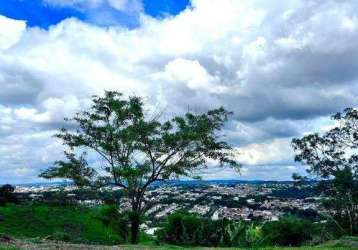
[[14, 180, 323, 235]]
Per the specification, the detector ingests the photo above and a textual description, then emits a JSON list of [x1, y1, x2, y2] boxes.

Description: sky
[[0, 0, 357, 184]]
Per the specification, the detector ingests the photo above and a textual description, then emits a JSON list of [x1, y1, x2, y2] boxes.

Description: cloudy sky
[[0, 0, 357, 184]]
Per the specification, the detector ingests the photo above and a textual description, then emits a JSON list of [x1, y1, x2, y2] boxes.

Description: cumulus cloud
[[1, 0, 358, 182], [0, 15, 26, 50], [237, 138, 294, 166]]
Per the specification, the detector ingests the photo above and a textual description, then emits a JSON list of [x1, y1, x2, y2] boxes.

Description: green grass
[[341, 236, 358, 242], [0, 203, 121, 245]]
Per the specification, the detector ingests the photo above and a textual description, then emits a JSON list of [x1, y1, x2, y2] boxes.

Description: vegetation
[[0, 185, 18, 206], [157, 212, 246, 247], [292, 108, 358, 235], [1, 98, 358, 249], [156, 212, 330, 248], [0, 203, 122, 244], [40, 91, 239, 244], [261, 217, 318, 246], [0, 203, 356, 249]]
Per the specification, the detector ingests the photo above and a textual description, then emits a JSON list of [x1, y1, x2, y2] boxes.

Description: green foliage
[[0, 203, 357, 249], [243, 224, 263, 247], [261, 216, 316, 246], [156, 212, 251, 247], [40, 90, 238, 244], [157, 213, 331, 248], [99, 205, 130, 242], [0, 204, 122, 245], [292, 108, 358, 235], [0, 185, 18, 206], [40, 91, 238, 190]]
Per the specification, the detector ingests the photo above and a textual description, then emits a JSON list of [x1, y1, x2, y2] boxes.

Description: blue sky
[[0, 0, 82, 28], [0, 0, 357, 183], [0, 0, 190, 28]]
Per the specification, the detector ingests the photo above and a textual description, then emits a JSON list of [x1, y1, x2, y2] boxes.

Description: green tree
[[292, 108, 358, 235], [261, 216, 314, 246], [40, 91, 239, 244]]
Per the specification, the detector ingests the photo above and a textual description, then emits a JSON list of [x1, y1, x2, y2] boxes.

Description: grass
[[0, 203, 122, 245], [342, 236, 358, 241]]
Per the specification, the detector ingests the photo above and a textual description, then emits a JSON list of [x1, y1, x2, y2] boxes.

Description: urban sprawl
[[14, 181, 325, 234]]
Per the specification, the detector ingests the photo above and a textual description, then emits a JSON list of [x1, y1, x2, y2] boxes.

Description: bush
[[156, 212, 248, 247], [261, 216, 315, 246], [242, 224, 263, 247], [0, 185, 18, 206], [99, 205, 130, 242]]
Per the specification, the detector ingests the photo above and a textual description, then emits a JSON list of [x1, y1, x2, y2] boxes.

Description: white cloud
[[237, 138, 294, 166], [0, 15, 26, 50], [1, 0, 358, 182], [152, 58, 227, 93]]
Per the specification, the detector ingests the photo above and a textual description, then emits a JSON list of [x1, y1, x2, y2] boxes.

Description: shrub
[[0, 185, 18, 206], [242, 224, 263, 247], [261, 216, 315, 246], [156, 212, 247, 247], [99, 205, 130, 242]]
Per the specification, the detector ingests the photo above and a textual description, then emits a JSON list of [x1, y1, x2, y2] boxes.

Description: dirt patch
[[0, 234, 14, 244], [0, 240, 168, 250]]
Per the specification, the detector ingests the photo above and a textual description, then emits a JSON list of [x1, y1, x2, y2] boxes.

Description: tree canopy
[[40, 91, 239, 243], [292, 108, 358, 235]]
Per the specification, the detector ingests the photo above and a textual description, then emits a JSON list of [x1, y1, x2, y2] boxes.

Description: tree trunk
[[346, 192, 354, 235], [129, 190, 145, 244], [130, 210, 141, 244], [347, 208, 353, 235]]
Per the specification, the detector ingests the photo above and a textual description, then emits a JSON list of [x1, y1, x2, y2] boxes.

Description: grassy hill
[[0, 203, 122, 245]]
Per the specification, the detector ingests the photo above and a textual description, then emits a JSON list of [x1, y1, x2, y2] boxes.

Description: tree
[[261, 216, 314, 246], [292, 108, 358, 235], [40, 91, 239, 244], [0, 184, 17, 206]]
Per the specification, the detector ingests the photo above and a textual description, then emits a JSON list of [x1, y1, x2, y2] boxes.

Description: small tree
[[292, 108, 358, 235], [40, 91, 239, 244]]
